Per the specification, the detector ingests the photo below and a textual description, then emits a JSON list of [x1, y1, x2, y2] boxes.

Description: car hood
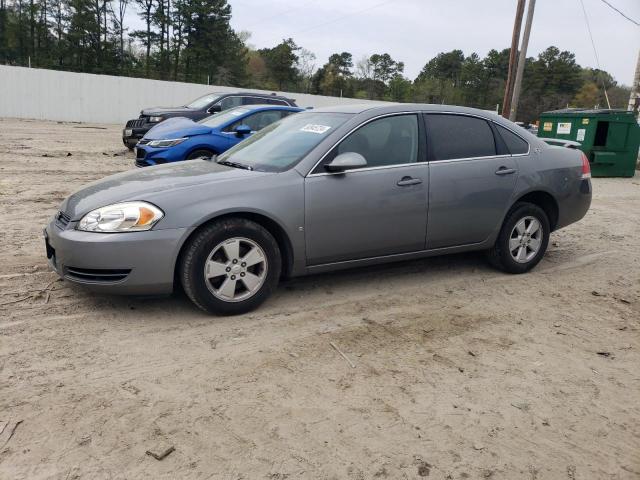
[[144, 117, 212, 140], [60, 161, 263, 220], [141, 106, 195, 116]]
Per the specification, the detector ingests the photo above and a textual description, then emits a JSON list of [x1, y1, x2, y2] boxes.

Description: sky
[[226, 0, 640, 85]]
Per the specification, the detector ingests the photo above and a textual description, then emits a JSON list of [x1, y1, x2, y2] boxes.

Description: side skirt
[[304, 241, 492, 275]]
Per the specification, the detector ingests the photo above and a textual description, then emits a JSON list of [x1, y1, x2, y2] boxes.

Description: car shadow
[[78, 250, 493, 320]]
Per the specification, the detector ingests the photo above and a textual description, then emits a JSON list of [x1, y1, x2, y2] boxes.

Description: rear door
[[424, 113, 521, 249], [304, 113, 429, 265]]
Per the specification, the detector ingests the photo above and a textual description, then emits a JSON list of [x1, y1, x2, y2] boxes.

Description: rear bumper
[[556, 178, 592, 230], [44, 217, 191, 295]]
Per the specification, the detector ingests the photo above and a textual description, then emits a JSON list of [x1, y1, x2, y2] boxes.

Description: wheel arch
[[174, 210, 295, 289], [185, 145, 218, 159], [513, 190, 559, 231]]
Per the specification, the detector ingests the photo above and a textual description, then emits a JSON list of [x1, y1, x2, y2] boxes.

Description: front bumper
[[44, 216, 191, 295], [122, 123, 153, 148], [135, 144, 174, 167]]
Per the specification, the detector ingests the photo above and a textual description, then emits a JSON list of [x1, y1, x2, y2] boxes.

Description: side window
[[242, 97, 264, 105], [496, 124, 529, 154], [226, 111, 285, 132], [219, 96, 243, 110], [426, 114, 496, 160], [325, 114, 419, 170], [267, 99, 288, 106]]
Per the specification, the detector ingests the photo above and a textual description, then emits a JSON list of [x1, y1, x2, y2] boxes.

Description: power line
[[239, 0, 319, 33], [599, 0, 640, 27], [290, 0, 401, 36], [579, 0, 612, 108]]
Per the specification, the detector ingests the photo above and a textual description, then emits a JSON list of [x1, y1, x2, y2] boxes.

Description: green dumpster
[[537, 108, 640, 177]]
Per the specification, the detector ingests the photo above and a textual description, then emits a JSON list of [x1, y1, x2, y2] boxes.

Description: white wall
[[0, 65, 386, 125]]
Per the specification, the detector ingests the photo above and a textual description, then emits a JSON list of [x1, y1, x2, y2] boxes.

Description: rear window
[[496, 124, 529, 154], [185, 93, 224, 109], [426, 114, 496, 160], [198, 107, 251, 128]]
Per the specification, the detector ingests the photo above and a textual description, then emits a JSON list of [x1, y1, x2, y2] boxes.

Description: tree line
[[0, 0, 630, 121]]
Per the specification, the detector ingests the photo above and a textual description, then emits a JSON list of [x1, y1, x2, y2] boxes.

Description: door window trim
[[422, 111, 530, 162], [492, 122, 531, 157], [212, 95, 292, 110], [307, 112, 426, 177]]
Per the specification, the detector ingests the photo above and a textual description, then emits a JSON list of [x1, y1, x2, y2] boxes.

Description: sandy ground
[[0, 117, 639, 480]]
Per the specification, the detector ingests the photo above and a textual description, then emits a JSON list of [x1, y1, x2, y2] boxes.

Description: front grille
[[65, 267, 131, 283], [126, 118, 146, 128], [55, 211, 71, 229], [136, 148, 146, 159]]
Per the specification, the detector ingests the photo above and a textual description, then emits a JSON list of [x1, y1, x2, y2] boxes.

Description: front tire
[[179, 218, 281, 315], [186, 149, 215, 160], [487, 202, 550, 274]]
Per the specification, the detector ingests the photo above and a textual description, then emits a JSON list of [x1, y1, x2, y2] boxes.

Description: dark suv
[[122, 92, 297, 149]]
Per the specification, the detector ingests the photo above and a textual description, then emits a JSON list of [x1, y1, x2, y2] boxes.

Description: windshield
[[198, 107, 251, 128], [217, 112, 352, 172], [186, 92, 224, 109]]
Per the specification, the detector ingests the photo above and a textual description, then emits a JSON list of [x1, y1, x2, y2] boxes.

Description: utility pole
[[509, 0, 536, 121], [502, 0, 526, 118], [628, 49, 640, 114]]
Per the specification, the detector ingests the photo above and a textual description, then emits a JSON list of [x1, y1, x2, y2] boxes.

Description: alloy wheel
[[508, 216, 543, 264], [203, 237, 268, 302]]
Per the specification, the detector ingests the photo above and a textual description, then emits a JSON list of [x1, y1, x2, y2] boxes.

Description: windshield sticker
[[300, 124, 332, 134]]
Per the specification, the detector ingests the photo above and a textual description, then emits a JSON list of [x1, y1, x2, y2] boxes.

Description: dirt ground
[[0, 117, 639, 480]]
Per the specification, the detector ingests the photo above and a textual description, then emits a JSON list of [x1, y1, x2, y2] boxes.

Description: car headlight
[[148, 116, 164, 123], [78, 202, 164, 233], [147, 137, 188, 148]]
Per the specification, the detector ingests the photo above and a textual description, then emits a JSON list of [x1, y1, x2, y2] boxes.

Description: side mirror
[[235, 124, 252, 136], [324, 152, 367, 173], [207, 104, 222, 114]]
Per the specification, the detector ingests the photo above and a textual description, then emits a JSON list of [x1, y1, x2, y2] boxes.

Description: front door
[[304, 114, 429, 265]]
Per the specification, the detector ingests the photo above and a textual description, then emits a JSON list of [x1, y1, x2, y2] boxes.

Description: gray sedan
[[44, 104, 592, 315]]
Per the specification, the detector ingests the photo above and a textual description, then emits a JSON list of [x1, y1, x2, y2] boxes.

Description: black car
[[122, 92, 297, 149]]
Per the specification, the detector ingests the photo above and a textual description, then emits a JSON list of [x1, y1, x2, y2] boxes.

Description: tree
[[131, 0, 154, 76], [416, 49, 464, 84], [327, 51, 352, 76], [259, 38, 300, 90], [370, 53, 403, 84], [572, 82, 600, 108], [312, 51, 354, 97], [109, 0, 128, 70], [296, 47, 315, 92]]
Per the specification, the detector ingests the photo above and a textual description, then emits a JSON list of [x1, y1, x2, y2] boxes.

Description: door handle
[[495, 167, 517, 176], [397, 176, 422, 186]]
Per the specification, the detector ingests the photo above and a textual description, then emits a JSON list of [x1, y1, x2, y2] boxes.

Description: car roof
[[230, 104, 302, 112], [308, 103, 502, 118], [218, 92, 293, 100]]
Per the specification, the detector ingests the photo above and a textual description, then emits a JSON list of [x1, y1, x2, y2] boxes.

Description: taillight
[[581, 152, 591, 179]]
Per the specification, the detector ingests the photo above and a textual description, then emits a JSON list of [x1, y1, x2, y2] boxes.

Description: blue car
[[134, 105, 302, 167]]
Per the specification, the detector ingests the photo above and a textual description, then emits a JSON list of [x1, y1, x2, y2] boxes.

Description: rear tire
[[186, 149, 215, 160], [487, 202, 550, 274], [179, 218, 281, 315]]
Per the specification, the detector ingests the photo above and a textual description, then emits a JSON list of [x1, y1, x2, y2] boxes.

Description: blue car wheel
[[186, 149, 216, 160]]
